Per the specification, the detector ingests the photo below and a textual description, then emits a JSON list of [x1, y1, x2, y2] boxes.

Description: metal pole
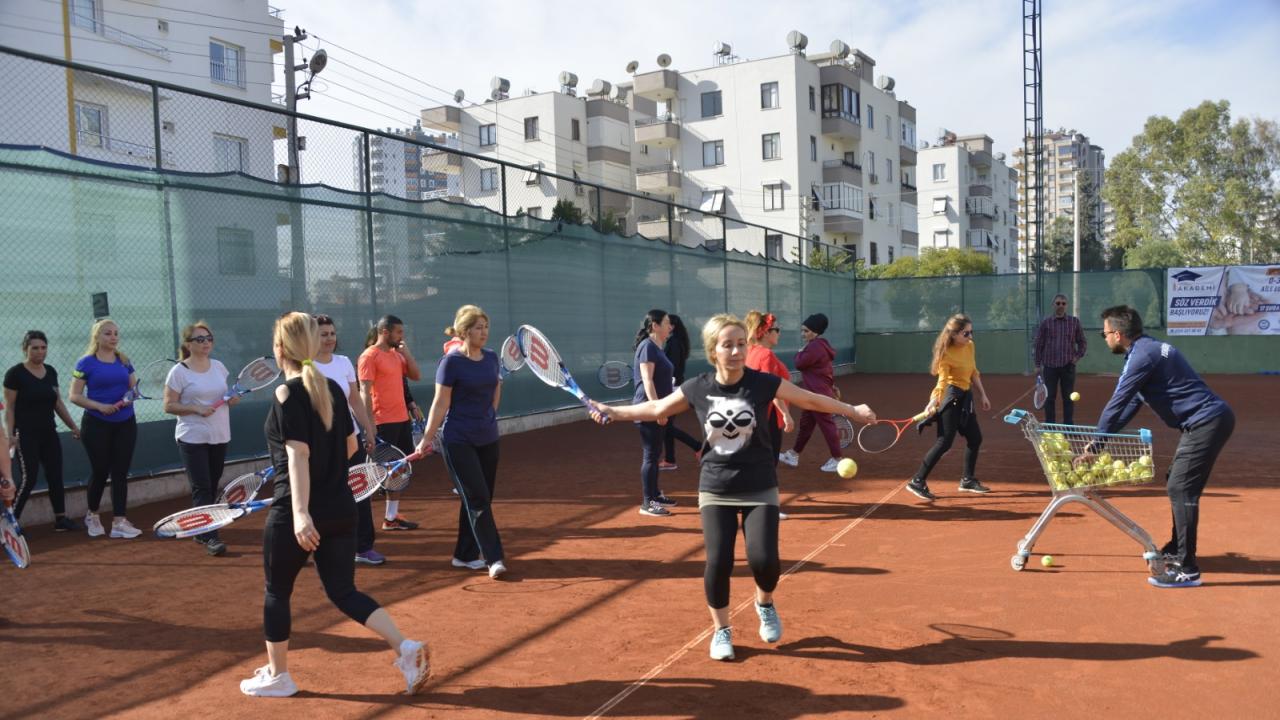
[[362, 132, 378, 317], [152, 84, 179, 354], [1072, 168, 1081, 316], [284, 32, 307, 309], [501, 165, 513, 328]]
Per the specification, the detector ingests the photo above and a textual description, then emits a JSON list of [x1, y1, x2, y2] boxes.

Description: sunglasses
[[960, 330, 973, 338], [1099, 329, 1119, 339], [768, 327, 782, 334], [188, 335, 214, 344], [1054, 301, 1067, 306]]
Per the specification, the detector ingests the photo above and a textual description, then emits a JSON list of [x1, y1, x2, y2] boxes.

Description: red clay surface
[[2, 373, 1276, 719]]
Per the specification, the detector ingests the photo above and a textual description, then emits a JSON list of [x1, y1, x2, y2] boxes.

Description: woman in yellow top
[[906, 314, 992, 501]]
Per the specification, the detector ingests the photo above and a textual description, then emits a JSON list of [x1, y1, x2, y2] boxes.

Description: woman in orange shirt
[[906, 314, 992, 502], [744, 311, 794, 464]]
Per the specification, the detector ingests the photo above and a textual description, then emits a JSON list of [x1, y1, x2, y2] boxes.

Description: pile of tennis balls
[[1036, 433, 1154, 490]]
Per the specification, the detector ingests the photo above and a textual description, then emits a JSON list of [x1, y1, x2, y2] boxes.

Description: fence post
[[153, 83, 180, 355], [721, 217, 729, 312], [361, 132, 378, 317], [501, 165, 513, 329]]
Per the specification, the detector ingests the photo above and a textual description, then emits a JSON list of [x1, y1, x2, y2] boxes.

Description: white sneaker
[[394, 639, 430, 695], [778, 450, 799, 467], [110, 517, 141, 539], [239, 665, 298, 697], [819, 458, 840, 473], [85, 512, 105, 538], [755, 602, 783, 643], [709, 626, 734, 661], [451, 557, 486, 570], [488, 560, 508, 579], [778, 512, 789, 520]]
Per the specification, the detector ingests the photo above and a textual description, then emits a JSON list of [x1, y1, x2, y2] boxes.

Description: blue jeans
[[638, 422, 664, 503]]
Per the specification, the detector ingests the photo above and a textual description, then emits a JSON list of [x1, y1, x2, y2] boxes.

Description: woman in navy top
[[415, 305, 508, 579], [633, 309, 679, 517], [67, 318, 141, 539], [660, 313, 702, 470]]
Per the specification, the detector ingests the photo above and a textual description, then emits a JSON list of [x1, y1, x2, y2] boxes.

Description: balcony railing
[[73, 12, 171, 60], [634, 114, 678, 128], [268, 5, 285, 18], [822, 159, 862, 170], [78, 132, 173, 165], [821, 109, 860, 124], [636, 163, 674, 175], [210, 59, 245, 88], [901, 181, 916, 191]]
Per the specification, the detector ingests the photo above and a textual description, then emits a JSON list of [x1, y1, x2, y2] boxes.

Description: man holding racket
[[358, 315, 421, 532], [1034, 294, 1088, 424]]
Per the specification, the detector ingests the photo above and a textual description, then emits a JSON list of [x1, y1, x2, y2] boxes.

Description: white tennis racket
[[114, 358, 177, 408], [499, 334, 525, 380], [1033, 374, 1048, 410], [516, 325, 601, 413], [834, 415, 855, 449], [210, 357, 280, 409], [597, 360, 632, 390], [153, 498, 274, 539], [217, 466, 275, 505], [348, 441, 424, 502]]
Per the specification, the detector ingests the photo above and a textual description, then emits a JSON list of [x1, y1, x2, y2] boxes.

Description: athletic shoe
[[778, 450, 799, 467], [239, 665, 298, 698], [654, 494, 678, 507], [355, 549, 387, 566], [819, 458, 840, 473], [638, 500, 672, 517], [959, 478, 992, 494], [200, 537, 228, 557], [658, 461, 678, 471], [451, 557, 486, 570], [1148, 567, 1202, 588], [755, 602, 783, 643], [905, 478, 936, 502], [84, 511, 105, 538], [709, 626, 734, 661], [382, 516, 419, 531], [778, 512, 789, 520], [394, 639, 430, 695], [53, 516, 80, 532], [488, 560, 508, 579], [110, 517, 141, 539]]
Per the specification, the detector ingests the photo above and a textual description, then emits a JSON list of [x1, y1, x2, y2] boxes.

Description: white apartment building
[[916, 133, 1019, 273], [1012, 129, 1106, 268]]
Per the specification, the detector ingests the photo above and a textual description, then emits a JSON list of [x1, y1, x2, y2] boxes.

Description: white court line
[[583, 481, 907, 720]]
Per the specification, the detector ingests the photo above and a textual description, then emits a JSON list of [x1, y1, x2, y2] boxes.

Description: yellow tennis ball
[[837, 458, 857, 479], [1069, 391, 1081, 402], [1041, 555, 1054, 567]]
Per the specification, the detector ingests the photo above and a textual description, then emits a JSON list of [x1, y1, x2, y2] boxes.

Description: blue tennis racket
[[516, 325, 598, 411]]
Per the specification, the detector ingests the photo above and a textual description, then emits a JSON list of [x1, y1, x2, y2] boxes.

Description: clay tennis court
[[2, 373, 1275, 719]]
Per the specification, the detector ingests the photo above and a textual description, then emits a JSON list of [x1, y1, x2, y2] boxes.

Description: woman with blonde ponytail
[[241, 312, 429, 698]]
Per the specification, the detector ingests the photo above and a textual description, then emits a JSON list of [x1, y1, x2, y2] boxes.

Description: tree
[[795, 243, 854, 274], [551, 199, 584, 225], [591, 209, 623, 235], [1122, 238, 1187, 269], [863, 248, 996, 330], [1105, 101, 1280, 266]]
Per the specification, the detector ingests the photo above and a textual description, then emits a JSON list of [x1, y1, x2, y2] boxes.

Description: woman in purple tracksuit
[[777, 314, 844, 473]]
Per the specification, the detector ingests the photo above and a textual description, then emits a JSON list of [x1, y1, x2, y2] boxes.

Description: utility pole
[[1072, 168, 1081, 316], [282, 28, 326, 309]]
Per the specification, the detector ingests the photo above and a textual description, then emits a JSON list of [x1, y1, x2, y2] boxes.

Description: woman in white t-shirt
[[163, 321, 238, 556], [313, 314, 382, 565]]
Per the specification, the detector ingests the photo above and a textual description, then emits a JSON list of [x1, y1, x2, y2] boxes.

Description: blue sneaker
[[709, 626, 734, 661], [755, 602, 782, 643], [355, 549, 387, 566], [1148, 567, 1201, 588]]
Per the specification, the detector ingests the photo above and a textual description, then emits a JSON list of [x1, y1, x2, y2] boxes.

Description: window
[[932, 163, 946, 181], [524, 116, 539, 141], [478, 123, 496, 147], [527, 206, 542, 219], [885, 113, 891, 139], [869, 197, 877, 220], [71, 0, 101, 31], [74, 101, 106, 148], [571, 118, 580, 141], [821, 84, 859, 122], [766, 234, 783, 260], [867, 104, 874, 129], [886, 158, 893, 184], [888, 247, 894, 263], [762, 133, 780, 160], [523, 163, 542, 185], [702, 140, 724, 167], [217, 228, 255, 276], [209, 40, 245, 88], [870, 241, 879, 265], [932, 196, 949, 214], [760, 81, 779, 109], [888, 201, 895, 227], [701, 91, 722, 118], [480, 167, 498, 191], [810, 136, 817, 162], [868, 151, 875, 181], [699, 189, 726, 214], [808, 86, 815, 111], [763, 183, 784, 211], [934, 229, 951, 247], [213, 134, 247, 172]]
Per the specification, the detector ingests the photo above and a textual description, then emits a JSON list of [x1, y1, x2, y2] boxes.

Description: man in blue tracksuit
[[1093, 305, 1234, 588]]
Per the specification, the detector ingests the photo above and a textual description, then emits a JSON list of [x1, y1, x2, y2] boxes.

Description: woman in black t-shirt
[[240, 312, 429, 698], [3, 330, 81, 527], [590, 314, 875, 662]]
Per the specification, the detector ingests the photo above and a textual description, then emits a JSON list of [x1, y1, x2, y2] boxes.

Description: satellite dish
[[453, 89, 465, 104], [786, 31, 808, 51], [656, 53, 672, 68], [625, 60, 639, 74], [875, 75, 895, 92], [490, 76, 511, 94], [308, 48, 327, 75], [558, 71, 579, 88], [829, 40, 850, 58]]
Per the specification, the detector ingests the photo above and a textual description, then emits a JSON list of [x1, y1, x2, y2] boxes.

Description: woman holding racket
[[632, 309, 682, 517], [778, 314, 844, 473], [4, 330, 81, 528], [163, 321, 238, 557], [414, 305, 508, 579], [241, 312, 428, 698], [589, 314, 875, 661], [906, 314, 992, 501], [660, 314, 702, 471], [67, 318, 141, 539]]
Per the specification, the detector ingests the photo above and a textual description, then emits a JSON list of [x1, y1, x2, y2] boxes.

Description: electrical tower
[[1022, 0, 1044, 371]]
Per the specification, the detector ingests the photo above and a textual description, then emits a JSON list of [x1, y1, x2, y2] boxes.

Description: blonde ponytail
[[274, 312, 334, 430]]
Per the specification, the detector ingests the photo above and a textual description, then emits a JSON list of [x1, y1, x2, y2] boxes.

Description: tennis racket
[[114, 358, 177, 408], [410, 420, 439, 458], [348, 441, 424, 502], [1033, 374, 1048, 410], [210, 356, 280, 410], [217, 466, 275, 505], [516, 325, 601, 414], [1, 439, 30, 569], [499, 334, 525, 380], [856, 411, 931, 454], [597, 360, 632, 390], [152, 498, 274, 539], [834, 415, 855, 449]]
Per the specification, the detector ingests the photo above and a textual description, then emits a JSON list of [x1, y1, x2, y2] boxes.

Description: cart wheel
[[1011, 554, 1027, 571], [1143, 551, 1163, 575]]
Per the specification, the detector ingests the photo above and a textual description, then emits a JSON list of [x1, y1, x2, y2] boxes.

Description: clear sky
[[280, 0, 1279, 161]]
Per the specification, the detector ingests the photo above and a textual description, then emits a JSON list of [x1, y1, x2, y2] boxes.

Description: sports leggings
[[913, 397, 982, 482], [441, 440, 504, 565], [262, 509, 379, 643], [13, 426, 65, 519], [701, 504, 781, 609], [81, 414, 136, 516], [663, 415, 702, 463]]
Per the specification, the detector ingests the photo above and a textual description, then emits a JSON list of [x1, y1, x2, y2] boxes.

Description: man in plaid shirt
[[1034, 294, 1088, 423]]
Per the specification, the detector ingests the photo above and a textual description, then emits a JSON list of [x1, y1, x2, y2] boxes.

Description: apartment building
[[1012, 129, 1106, 267], [916, 133, 1020, 273]]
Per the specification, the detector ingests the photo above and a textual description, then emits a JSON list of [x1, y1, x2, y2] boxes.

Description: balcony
[[422, 148, 462, 175], [820, 110, 861, 142], [78, 132, 172, 166], [969, 183, 992, 197], [637, 215, 682, 242], [968, 215, 994, 231], [969, 150, 993, 167], [73, 12, 171, 60], [634, 116, 680, 149], [635, 163, 681, 193], [633, 69, 679, 101], [822, 159, 862, 186], [899, 144, 917, 167], [421, 105, 462, 132], [824, 214, 863, 234], [901, 229, 919, 247], [902, 205, 918, 233], [900, 182, 917, 205], [967, 197, 996, 218], [967, 229, 995, 250]]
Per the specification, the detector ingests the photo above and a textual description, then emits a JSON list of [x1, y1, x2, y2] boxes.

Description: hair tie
[[301, 358, 314, 367], [755, 313, 777, 339]]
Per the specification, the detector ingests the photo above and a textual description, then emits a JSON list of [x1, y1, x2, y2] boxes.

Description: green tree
[[591, 209, 623, 235], [1122, 238, 1187, 269], [1105, 101, 1280, 266], [551, 199, 584, 225], [795, 243, 854, 274], [866, 248, 995, 330]]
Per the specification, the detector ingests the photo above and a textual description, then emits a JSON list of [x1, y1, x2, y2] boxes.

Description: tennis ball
[[1041, 555, 1054, 567], [837, 458, 858, 479], [1069, 391, 1081, 402]]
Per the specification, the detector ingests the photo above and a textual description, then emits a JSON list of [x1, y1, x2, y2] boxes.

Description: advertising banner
[[1166, 265, 1280, 336]]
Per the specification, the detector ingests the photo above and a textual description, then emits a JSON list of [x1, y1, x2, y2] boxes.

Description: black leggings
[[262, 510, 380, 642], [701, 504, 781, 609], [441, 440, 504, 564], [13, 426, 65, 519], [177, 441, 228, 541], [638, 422, 663, 502], [663, 415, 702, 463], [913, 400, 982, 483], [81, 414, 136, 516]]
